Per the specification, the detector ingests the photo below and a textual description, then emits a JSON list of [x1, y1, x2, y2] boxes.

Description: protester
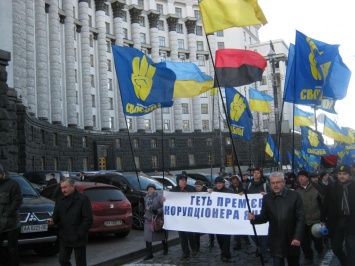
[[320, 164, 355, 266], [241, 173, 250, 189], [208, 176, 234, 262], [193, 180, 207, 251], [77, 171, 85, 181], [48, 178, 93, 266], [295, 170, 324, 264], [318, 171, 332, 248], [47, 173, 58, 186], [141, 183, 168, 260], [248, 171, 305, 266], [246, 168, 271, 262], [170, 173, 197, 259], [0, 164, 23, 266]]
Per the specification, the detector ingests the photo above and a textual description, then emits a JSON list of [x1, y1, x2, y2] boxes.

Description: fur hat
[[337, 164, 351, 175], [214, 176, 225, 184], [194, 180, 204, 186], [297, 170, 309, 179]]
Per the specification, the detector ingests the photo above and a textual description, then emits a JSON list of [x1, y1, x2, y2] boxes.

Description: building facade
[[0, 0, 300, 173]]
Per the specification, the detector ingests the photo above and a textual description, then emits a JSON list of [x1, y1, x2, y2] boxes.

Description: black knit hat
[[337, 164, 351, 175], [297, 170, 309, 178], [214, 176, 225, 184]]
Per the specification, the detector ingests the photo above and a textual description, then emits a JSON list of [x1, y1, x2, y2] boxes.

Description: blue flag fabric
[[323, 116, 353, 144], [225, 87, 253, 141], [112, 45, 175, 116], [283, 31, 351, 106], [265, 134, 281, 163], [300, 126, 329, 156]]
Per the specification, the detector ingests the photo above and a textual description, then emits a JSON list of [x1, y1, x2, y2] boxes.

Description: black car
[[2, 173, 59, 257], [22, 170, 70, 187], [86, 172, 163, 230]]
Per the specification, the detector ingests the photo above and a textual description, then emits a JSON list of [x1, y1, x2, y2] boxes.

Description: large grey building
[[0, 0, 300, 173]]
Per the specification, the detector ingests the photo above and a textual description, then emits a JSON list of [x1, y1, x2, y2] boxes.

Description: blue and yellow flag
[[159, 61, 214, 98], [265, 134, 281, 163], [249, 88, 273, 113], [225, 87, 253, 141], [300, 126, 329, 156], [323, 116, 353, 144], [112, 45, 175, 116], [198, 0, 267, 35], [294, 107, 314, 126], [284, 31, 351, 106]]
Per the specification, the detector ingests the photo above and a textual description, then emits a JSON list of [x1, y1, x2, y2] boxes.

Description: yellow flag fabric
[[198, 0, 268, 34]]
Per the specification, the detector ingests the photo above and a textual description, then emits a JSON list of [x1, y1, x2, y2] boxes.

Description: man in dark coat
[[48, 178, 93, 266], [248, 171, 305, 266], [0, 165, 23, 266], [320, 164, 355, 266], [170, 173, 197, 259]]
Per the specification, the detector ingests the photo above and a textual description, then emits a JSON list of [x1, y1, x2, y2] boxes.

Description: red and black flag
[[214, 49, 267, 87]]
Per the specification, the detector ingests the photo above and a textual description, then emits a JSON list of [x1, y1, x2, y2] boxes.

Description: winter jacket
[[52, 189, 93, 247], [0, 174, 23, 233], [213, 186, 234, 194], [246, 179, 271, 194], [252, 188, 305, 258], [170, 184, 196, 192]]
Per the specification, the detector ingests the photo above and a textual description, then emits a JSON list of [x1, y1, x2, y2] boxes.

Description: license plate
[[104, 220, 122, 226], [21, 224, 48, 233]]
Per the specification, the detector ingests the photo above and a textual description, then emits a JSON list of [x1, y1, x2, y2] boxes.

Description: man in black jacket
[[48, 178, 93, 266], [248, 172, 305, 266], [321, 164, 355, 266], [0, 165, 23, 266]]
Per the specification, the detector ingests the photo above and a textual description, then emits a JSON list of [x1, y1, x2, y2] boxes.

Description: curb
[[93, 237, 181, 266]]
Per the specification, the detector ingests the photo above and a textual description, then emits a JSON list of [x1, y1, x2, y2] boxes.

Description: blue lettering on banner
[[251, 199, 257, 208], [171, 206, 176, 215], [212, 208, 219, 218], [220, 208, 225, 218], [190, 196, 213, 206], [259, 198, 263, 208], [238, 199, 247, 208], [226, 209, 232, 218], [233, 210, 239, 219], [225, 197, 231, 207], [188, 207, 193, 216], [164, 206, 170, 215], [217, 197, 223, 206], [177, 206, 181, 215], [232, 198, 237, 208], [182, 207, 187, 216], [205, 208, 211, 217]]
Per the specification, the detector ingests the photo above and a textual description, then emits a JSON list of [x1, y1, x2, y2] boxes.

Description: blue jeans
[[330, 218, 355, 266], [178, 231, 197, 255]]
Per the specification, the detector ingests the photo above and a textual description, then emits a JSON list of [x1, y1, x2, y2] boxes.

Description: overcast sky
[[258, 0, 355, 130]]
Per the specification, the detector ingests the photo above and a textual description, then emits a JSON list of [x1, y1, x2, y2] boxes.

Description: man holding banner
[[248, 172, 305, 266]]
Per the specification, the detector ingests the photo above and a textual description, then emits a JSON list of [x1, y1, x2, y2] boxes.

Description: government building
[[0, 0, 299, 173]]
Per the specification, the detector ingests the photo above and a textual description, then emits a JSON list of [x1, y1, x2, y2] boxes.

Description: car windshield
[[84, 188, 126, 202], [11, 175, 38, 197], [125, 176, 163, 191]]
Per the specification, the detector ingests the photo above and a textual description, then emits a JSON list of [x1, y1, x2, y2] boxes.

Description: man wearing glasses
[[248, 172, 305, 266]]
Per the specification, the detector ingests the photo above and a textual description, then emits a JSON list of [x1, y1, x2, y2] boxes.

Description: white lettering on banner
[[163, 191, 269, 235]]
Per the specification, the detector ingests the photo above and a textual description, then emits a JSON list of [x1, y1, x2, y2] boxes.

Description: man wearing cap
[[47, 173, 58, 186], [295, 170, 324, 264], [0, 164, 23, 266], [170, 173, 198, 259], [321, 164, 355, 266]]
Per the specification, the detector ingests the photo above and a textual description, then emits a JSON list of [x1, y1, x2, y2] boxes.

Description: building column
[[95, 0, 110, 131], [35, 0, 49, 120], [79, 0, 93, 129], [167, 15, 182, 132], [26, 0, 36, 115], [49, 0, 62, 124], [129, 5, 145, 132], [112, 0, 126, 131], [185, 17, 202, 132], [12, 0, 27, 106], [148, 11, 163, 132]]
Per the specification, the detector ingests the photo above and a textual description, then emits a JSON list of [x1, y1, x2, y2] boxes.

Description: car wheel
[[114, 231, 130, 238], [132, 206, 145, 230], [33, 241, 60, 257]]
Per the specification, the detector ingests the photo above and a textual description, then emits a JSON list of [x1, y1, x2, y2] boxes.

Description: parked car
[[41, 182, 132, 238], [22, 170, 69, 187], [85, 172, 163, 230], [2, 172, 59, 257], [150, 175, 197, 189], [184, 172, 230, 188]]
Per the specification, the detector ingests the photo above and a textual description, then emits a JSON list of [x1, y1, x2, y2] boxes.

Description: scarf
[[146, 191, 158, 213], [340, 181, 351, 216]]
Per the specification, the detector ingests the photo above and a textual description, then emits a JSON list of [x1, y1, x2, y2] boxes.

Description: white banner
[[163, 191, 268, 235]]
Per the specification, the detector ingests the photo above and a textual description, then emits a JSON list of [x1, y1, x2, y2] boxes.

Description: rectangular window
[[109, 98, 113, 110], [197, 41, 204, 51], [226, 136, 231, 145], [41, 130, 45, 144], [140, 33, 146, 44], [104, 4, 109, 16], [200, 92, 208, 98], [187, 138, 194, 147], [160, 52, 166, 61], [151, 139, 157, 148], [243, 31, 246, 41], [177, 24, 183, 34], [90, 54, 94, 67], [108, 78, 112, 90], [261, 76, 267, 85], [196, 26, 203, 36], [107, 59, 111, 71], [122, 11, 127, 22], [83, 157, 88, 171], [188, 154, 195, 166], [138, 0, 144, 8], [182, 103, 189, 114], [53, 133, 58, 146], [183, 120, 190, 130], [109, 117, 114, 129], [170, 154, 176, 167], [157, 20, 164, 31], [54, 157, 58, 171], [105, 22, 110, 34], [206, 137, 213, 146], [249, 36, 252, 44], [89, 34, 93, 47], [134, 156, 140, 170], [217, 30, 224, 37], [208, 153, 213, 164], [40, 156, 45, 170], [92, 115, 96, 127], [152, 155, 158, 168], [157, 4, 163, 14], [116, 156, 123, 171], [164, 119, 170, 130], [202, 120, 209, 130], [162, 108, 170, 114], [91, 75, 95, 87], [159, 36, 165, 47], [74, 48, 77, 61], [67, 135, 72, 147], [106, 40, 111, 52], [178, 39, 184, 49], [194, 10, 201, 20], [145, 119, 151, 130], [197, 56, 205, 66], [139, 16, 145, 27], [133, 139, 139, 148], [201, 104, 208, 114], [175, 7, 182, 18], [217, 42, 225, 49], [88, 15, 92, 27], [91, 94, 95, 107], [169, 138, 175, 148], [82, 136, 87, 148], [74, 69, 78, 83], [127, 118, 132, 129], [123, 28, 128, 39], [115, 138, 121, 148]]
